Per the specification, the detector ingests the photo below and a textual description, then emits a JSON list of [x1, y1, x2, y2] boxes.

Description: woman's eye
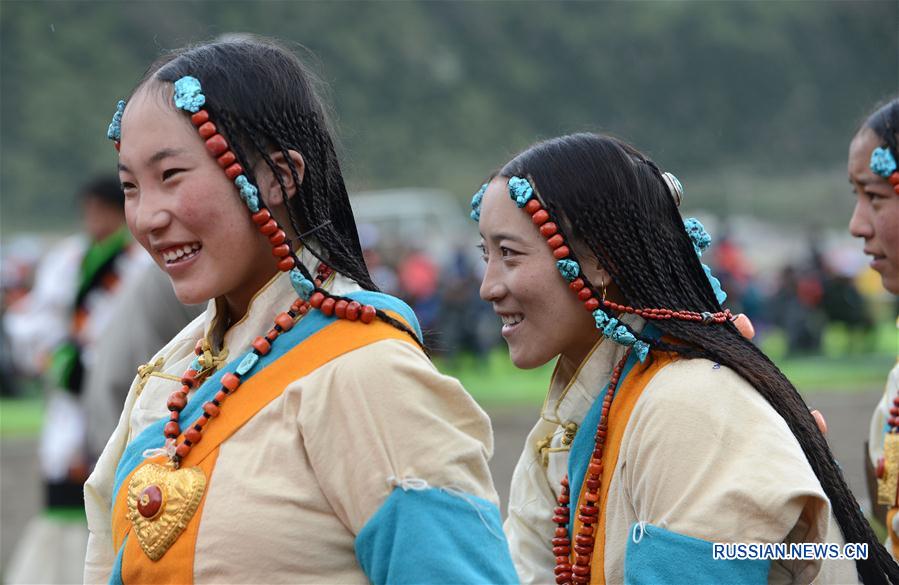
[[162, 168, 184, 181], [476, 243, 488, 261], [500, 246, 516, 257]]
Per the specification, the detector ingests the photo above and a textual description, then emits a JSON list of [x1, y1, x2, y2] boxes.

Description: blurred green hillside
[[1, 1, 897, 232]]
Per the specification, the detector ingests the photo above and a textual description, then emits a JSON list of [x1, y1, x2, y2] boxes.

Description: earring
[[600, 277, 607, 303]]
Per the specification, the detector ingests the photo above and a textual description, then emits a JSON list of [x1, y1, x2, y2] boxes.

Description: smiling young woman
[[472, 133, 897, 584], [83, 38, 516, 585]]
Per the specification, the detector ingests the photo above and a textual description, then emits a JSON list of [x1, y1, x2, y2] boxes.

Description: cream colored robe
[[505, 320, 860, 585], [84, 258, 504, 584]]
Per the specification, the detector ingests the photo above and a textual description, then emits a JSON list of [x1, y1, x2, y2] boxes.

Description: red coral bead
[[225, 163, 244, 181], [569, 278, 585, 292], [252, 209, 271, 225], [553, 246, 570, 259], [203, 402, 220, 417], [214, 390, 227, 403], [252, 337, 271, 355], [320, 297, 336, 316], [334, 300, 349, 319], [524, 199, 542, 214], [269, 230, 287, 246], [167, 392, 187, 411], [198, 121, 217, 139], [205, 134, 229, 156], [546, 234, 565, 249], [217, 151, 236, 168], [175, 443, 191, 459], [271, 244, 291, 258], [184, 427, 202, 444], [221, 373, 240, 391], [360, 305, 377, 324], [277, 257, 296, 271], [309, 292, 325, 308], [584, 298, 599, 311], [577, 288, 593, 301], [540, 222, 558, 238], [259, 220, 279, 236], [532, 210, 549, 225], [890, 172, 899, 186], [190, 110, 209, 126], [275, 312, 294, 331], [164, 421, 180, 438], [346, 301, 361, 321]]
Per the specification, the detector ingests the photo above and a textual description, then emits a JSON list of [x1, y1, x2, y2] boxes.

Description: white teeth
[[161, 243, 201, 263], [501, 315, 523, 326]]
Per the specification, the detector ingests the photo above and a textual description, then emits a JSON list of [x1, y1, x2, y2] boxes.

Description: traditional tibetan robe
[[867, 316, 899, 559], [505, 318, 860, 585], [84, 259, 517, 584]]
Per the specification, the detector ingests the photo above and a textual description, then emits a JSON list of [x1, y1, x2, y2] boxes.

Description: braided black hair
[[863, 97, 899, 161], [126, 37, 422, 349], [500, 133, 899, 583]]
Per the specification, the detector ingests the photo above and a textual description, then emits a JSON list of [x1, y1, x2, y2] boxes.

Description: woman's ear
[[257, 149, 305, 207]]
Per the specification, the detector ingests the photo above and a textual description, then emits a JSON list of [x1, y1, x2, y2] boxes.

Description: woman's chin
[[508, 345, 552, 370]]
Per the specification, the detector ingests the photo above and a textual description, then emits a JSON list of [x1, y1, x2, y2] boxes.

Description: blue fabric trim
[[624, 523, 770, 585], [111, 291, 422, 507], [345, 290, 422, 342], [356, 487, 518, 584], [109, 535, 126, 585], [567, 325, 661, 528]]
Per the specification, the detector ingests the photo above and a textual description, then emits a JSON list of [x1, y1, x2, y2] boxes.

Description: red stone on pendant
[[138, 485, 164, 519], [524, 199, 542, 214], [345, 301, 361, 321]]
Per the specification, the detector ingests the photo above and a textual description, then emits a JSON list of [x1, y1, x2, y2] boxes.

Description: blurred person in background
[[83, 265, 202, 461], [4, 176, 149, 584], [854, 97, 899, 560], [473, 133, 894, 583]]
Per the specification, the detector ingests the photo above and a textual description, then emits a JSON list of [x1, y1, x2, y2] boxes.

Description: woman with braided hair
[[84, 37, 517, 584], [853, 97, 899, 561], [473, 133, 897, 584]]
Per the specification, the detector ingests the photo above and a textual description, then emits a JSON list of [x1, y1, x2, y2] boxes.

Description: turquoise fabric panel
[[109, 534, 126, 585], [112, 291, 421, 506], [624, 523, 770, 585], [356, 487, 518, 585]]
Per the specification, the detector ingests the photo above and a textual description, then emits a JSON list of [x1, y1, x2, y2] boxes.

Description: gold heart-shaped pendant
[[127, 463, 206, 561]]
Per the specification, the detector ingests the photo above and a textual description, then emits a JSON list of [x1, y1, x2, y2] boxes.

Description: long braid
[[503, 133, 899, 583], [213, 109, 423, 350]]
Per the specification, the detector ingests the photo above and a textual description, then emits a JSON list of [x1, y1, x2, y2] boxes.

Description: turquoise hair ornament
[[107, 100, 125, 141], [632, 340, 650, 362], [173, 76, 206, 113], [593, 308, 613, 330], [289, 268, 315, 300], [470, 183, 487, 221], [870, 146, 898, 178], [234, 176, 260, 213], [556, 259, 580, 282], [610, 325, 636, 346], [683, 217, 727, 305], [683, 218, 712, 256], [508, 176, 534, 208]]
